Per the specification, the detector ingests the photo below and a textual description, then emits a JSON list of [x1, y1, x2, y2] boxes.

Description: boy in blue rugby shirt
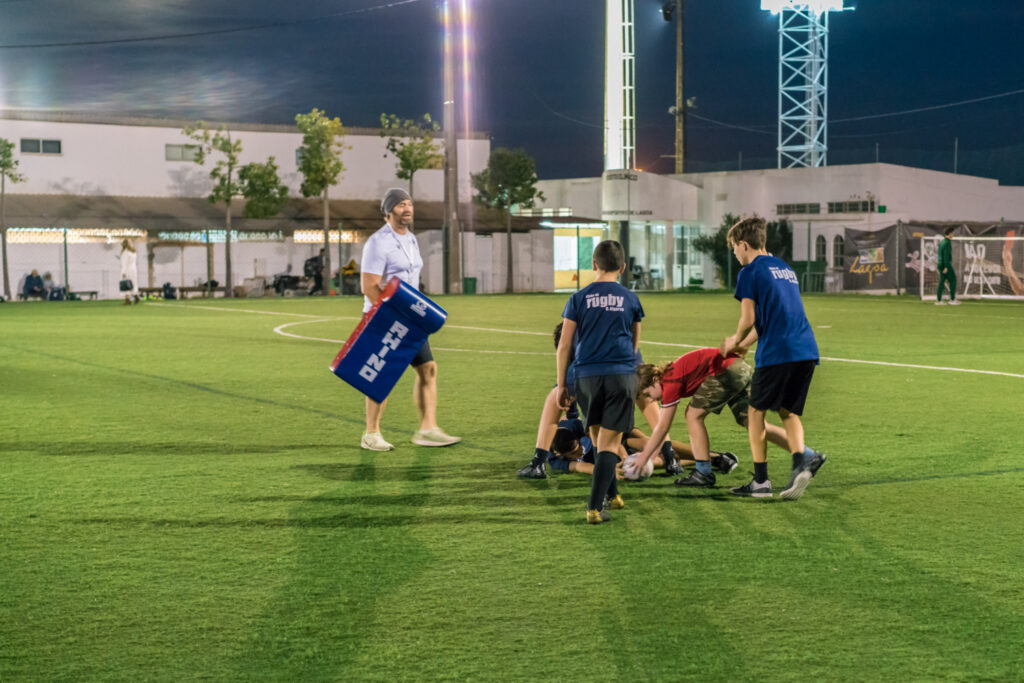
[[721, 217, 826, 500], [557, 240, 644, 523]]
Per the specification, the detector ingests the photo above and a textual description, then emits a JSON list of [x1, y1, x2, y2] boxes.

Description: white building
[[1, 111, 554, 299], [534, 163, 1024, 291], [4, 111, 1023, 299]]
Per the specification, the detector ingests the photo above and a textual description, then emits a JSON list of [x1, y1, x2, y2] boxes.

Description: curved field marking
[[272, 320, 552, 356], [151, 302, 1024, 379]]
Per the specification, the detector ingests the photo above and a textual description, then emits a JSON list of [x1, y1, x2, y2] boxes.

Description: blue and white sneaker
[[779, 450, 827, 500]]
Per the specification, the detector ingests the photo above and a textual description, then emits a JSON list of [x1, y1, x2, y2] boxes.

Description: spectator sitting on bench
[[42, 272, 54, 297], [22, 270, 46, 299]]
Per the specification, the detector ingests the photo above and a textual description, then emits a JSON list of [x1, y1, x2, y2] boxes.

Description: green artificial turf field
[[2, 293, 1023, 681]]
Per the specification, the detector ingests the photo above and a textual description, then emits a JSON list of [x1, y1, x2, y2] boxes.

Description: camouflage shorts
[[690, 359, 752, 425]]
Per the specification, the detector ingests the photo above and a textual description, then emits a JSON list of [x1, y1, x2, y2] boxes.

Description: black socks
[[589, 451, 619, 510]]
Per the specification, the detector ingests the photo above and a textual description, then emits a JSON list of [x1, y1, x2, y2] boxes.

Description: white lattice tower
[[761, 1, 850, 168]]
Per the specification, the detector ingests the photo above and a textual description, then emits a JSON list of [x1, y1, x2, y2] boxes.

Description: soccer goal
[[920, 234, 1024, 301]]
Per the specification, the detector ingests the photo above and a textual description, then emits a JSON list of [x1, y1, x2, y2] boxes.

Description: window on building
[[815, 235, 827, 263], [832, 235, 845, 267], [295, 148, 304, 166], [20, 138, 62, 155], [165, 144, 199, 162], [776, 203, 821, 215], [827, 200, 875, 213]]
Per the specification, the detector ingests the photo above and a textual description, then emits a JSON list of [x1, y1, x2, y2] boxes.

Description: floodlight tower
[[605, 0, 636, 170], [761, 0, 851, 168]]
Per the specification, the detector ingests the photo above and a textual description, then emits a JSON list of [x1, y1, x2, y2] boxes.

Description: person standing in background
[[119, 239, 140, 305]]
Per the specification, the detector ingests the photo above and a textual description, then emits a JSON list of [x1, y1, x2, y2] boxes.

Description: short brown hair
[[593, 240, 625, 272], [727, 217, 766, 250], [636, 362, 673, 399], [944, 226, 956, 237]]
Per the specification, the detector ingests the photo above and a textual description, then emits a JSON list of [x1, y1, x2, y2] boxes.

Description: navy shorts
[[411, 340, 434, 367], [749, 360, 816, 416], [575, 373, 637, 435]]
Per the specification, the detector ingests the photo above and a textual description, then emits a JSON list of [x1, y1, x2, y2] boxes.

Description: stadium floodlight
[[762, 0, 851, 168], [760, 0, 843, 14], [605, 0, 636, 171]]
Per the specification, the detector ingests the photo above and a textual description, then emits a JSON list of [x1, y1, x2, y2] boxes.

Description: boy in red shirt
[[625, 347, 809, 488]]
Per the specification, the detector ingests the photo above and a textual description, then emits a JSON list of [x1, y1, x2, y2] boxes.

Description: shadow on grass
[[72, 513, 568, 529], [0, 343, 367, 426], [233, 492, 587, 507], [292, 461, 510, 482], [4, 441, 331, 457]]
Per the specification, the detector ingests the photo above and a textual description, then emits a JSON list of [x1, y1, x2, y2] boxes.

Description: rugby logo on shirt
[[358, 320, 410, 382], [768, 266, 799, 285], [585, 293, 625, 311]]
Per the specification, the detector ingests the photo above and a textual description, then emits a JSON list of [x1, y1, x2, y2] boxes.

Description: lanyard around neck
[[389, 227, 416, 268]]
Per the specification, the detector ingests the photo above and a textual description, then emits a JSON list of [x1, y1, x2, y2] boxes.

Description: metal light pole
[[442, 0, 463, 294]]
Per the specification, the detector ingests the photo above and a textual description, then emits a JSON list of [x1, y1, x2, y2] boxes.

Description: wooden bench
[[178, 286, 227, 298], [70, 290, 98, 300], [139, 287, 166, 300]]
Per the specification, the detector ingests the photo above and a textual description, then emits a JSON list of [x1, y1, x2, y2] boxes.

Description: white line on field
[[150, 302, 1024, 379]]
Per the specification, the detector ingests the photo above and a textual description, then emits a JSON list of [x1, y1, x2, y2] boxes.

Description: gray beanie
[[381, 187, 412, 216]]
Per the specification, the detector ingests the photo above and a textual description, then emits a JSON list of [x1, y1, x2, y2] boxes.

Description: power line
[[832, 87, 1024, 123], [679, 86, 1024, 139], [0, 0, 426, 49], [686, 112, 774, 136]]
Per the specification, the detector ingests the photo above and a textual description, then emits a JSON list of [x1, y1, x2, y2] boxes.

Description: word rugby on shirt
[[768, 266, 799, 285], [585, 293, 626, 311]]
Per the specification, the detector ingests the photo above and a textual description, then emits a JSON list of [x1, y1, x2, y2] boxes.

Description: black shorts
[[749, 360, 816, 415], [575, 373, 637, 435], [411, 340, 434, 367]]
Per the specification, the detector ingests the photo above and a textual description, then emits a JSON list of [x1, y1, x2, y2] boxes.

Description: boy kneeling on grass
[[547, 417, 734, 477], [624, 346, 814, 489]]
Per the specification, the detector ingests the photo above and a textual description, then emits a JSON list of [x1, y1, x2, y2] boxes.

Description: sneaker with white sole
[[412, 427, 461, 447], [361, 432, 394, 451], [730, 477, 773, 498], [935, 300, 946, 305], [948, 300, 961, 306], [779, 450, 827, 500]]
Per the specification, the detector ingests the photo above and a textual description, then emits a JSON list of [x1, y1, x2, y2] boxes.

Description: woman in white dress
[[119, 239, 140, 304]]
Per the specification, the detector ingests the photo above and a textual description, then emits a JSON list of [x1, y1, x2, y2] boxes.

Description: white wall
[[460, 230, 553, 293], [3, 118, 487, 203]]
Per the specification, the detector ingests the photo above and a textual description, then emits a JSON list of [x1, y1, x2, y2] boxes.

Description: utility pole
[[662, 0, 685, 173], [674, 0, 684, 173], [442, 0, 463, 294]]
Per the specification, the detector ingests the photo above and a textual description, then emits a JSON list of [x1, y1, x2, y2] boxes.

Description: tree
[[296, 109, 346, 292], [693, 213, 792, 288], [379, 113, 443, 200], [183, 122, 288, 296], [0, 138, 26, 300], [471, 148, 545, 293], [239, 158, 289, 218]]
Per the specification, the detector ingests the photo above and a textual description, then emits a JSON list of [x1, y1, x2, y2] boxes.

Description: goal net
[[920, 234, 1024, 300]]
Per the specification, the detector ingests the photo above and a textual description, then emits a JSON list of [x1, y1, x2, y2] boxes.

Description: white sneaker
[[412, 427, 461, 447], [949, 300, 961, 306], [360, 432, 394, 451], [935, 300, 946, 305]]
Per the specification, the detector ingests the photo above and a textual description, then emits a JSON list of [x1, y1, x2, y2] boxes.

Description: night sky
[[1, 0, 1022, 183]]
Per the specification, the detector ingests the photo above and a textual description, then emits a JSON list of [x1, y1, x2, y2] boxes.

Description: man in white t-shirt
[[358, 188, 461, 451]]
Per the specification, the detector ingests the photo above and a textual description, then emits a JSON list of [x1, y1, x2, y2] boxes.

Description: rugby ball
[[624, 454, 655, 481]]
